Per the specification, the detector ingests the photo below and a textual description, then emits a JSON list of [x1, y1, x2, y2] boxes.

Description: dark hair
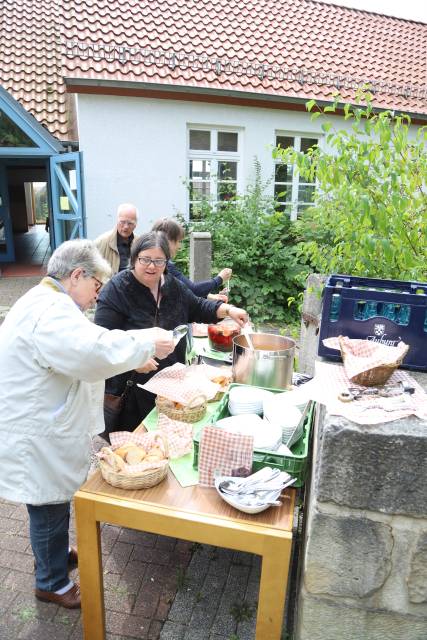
[[130, 231, 170, 268], [151, 217, 185, 243]]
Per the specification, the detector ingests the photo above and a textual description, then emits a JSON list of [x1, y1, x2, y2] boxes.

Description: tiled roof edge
[[63, 76, 427, 122], [312, 0, 427, 26], [62, 40, 427, 103]]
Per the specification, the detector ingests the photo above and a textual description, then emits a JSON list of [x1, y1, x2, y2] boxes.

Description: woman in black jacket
[[151, 217, 232, 298], [95, 231, 248, 434]]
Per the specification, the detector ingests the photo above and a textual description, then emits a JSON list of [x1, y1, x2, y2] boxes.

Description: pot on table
[[232, 333, 295, 390]]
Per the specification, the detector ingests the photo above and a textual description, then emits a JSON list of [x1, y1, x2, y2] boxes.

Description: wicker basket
[[155, 394, 207, 423], [99, 433, 169, 490], [339, 337, 409, 387]]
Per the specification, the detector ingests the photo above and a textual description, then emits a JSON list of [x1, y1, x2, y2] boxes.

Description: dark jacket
[[95, 270, 221, 430], [167, 260, 222, 297]]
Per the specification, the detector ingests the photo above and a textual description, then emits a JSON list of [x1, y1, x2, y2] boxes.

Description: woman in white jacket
[[0, 239, 174, 610]]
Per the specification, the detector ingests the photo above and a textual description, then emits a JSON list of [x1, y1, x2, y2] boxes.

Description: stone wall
[[295, 374, 427, 640]]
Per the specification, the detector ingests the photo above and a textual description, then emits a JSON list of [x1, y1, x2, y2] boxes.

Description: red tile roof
[[0, 0, 72, 140], [1, 0, 426, 142], [61, 0, 427, 117]]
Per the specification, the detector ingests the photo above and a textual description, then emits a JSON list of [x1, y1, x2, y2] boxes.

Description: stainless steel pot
[[232, 333, 295, 390]]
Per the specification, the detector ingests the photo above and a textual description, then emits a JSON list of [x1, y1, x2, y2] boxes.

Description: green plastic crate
[[192, 383, 315, 488]]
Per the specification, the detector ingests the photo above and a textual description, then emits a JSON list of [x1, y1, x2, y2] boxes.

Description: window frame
[[274, 131, 319, 221], [187, 125, 242, 218]]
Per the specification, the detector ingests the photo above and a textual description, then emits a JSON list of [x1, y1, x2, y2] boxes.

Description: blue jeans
[[26, 502, 71, 592]]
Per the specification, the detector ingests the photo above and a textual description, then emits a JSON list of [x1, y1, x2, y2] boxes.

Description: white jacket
[[0, 283, 156, 505]]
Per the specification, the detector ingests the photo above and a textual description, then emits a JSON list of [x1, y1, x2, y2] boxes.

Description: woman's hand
[[135, 358, 159, 374], [217, 304, 248, 327], [218, 267, 232, 282], [208, 293, 228, 302], [143, 327, 175, 359]]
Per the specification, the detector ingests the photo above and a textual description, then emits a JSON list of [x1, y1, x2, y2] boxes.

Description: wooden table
[[75, 470, 296, 640]]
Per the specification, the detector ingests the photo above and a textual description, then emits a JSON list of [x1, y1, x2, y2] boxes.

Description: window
[[274, 134, 318, 220], [0, 109, 36, 147], [188, 127, 240, 218]]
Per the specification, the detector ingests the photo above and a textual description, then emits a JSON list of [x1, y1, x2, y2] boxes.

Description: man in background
[[94, 203, 138, 274]]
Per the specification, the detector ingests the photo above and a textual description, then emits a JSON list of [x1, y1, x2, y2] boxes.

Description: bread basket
[[99, 432, 169, 490], [338, 336, 409, 387], [155, 394, 207, 423]]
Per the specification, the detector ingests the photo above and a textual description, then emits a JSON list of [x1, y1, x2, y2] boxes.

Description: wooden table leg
[[255, 533, 293, 639], [75, 494, 105, 640]]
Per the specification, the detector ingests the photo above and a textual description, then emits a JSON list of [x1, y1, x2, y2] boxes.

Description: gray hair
[[130, 231, 170, 268], [47, 239, 112, 283]]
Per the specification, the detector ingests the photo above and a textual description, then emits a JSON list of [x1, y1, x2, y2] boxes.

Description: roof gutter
[[64, 77, 427, 124]]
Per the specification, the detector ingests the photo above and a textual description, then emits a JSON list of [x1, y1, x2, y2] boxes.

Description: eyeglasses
[[118, 220, 136, 227], [82, 271, 103, 293], [137, 256, 167, 267], [92, 276, 103, 293]]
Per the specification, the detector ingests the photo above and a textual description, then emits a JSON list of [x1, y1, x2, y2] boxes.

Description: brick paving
[[0, 276, 291, 640]]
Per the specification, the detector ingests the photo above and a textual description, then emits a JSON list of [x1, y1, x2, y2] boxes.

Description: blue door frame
[[0, 86, 86, 261], [49, 152, 86, 248], [0, 162, 15, 262]]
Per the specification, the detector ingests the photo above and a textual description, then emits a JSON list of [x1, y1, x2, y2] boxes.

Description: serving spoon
[[241, 322, 255, 351], [172, 324, 188, 346]]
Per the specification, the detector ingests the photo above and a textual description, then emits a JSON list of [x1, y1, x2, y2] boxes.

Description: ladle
[[172, 324, 188, 346], [242, 323, 255, 351]]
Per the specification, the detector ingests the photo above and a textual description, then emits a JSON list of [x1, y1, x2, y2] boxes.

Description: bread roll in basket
[[98, 432, 169, 490]]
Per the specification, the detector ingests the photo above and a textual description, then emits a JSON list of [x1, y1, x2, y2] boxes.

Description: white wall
[[77, 94, 326, 238]]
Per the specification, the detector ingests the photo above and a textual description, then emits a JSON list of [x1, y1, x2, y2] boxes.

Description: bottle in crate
[[365, 301, 378, 319], [329, 294, 341, 321]]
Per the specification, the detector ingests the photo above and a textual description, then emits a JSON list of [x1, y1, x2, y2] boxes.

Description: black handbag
[[103, 377, 135, 435]]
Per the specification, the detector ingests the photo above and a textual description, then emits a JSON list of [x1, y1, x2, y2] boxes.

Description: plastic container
[[318, 274, 427, 371], [193, 384, 315, 488]]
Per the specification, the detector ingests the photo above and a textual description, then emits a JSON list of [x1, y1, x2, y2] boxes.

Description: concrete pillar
[[189, 232, 212, 281], [298, 273, 326, 376]]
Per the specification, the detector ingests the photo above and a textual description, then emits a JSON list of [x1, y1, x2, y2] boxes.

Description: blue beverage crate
[[318, 274, 427, 371]]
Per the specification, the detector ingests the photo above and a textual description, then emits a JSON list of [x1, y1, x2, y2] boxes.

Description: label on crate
[[366, 320, 402, 347]]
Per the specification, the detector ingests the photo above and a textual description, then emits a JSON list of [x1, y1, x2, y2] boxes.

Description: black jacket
[[167, 260, 222, 297], [94, 270, 221, 429]]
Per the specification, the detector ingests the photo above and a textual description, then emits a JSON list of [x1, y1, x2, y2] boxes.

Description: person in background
[[151, 217, 232, 298], [94, 203, 138, 274], [0, 239, 174, 610], [95, 231, 248, 434]]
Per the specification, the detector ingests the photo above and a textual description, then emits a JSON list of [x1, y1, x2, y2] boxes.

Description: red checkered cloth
[[140, 362, 220, 404], [301, 361, 427, 425], [198, 425, 253, 487], [97, 430, 168, 474], [157, 413, 193, 459], [323, 336, 409, 381]]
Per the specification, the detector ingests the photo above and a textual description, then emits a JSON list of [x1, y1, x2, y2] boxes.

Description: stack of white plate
[[216, 414, 282, 451], [263, 393, 305, 446], [228, 386, 273, 416]]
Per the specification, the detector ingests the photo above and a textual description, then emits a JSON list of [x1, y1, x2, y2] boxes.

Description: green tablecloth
[[143, 397, 224, 487], [192, 337, 233, 364]]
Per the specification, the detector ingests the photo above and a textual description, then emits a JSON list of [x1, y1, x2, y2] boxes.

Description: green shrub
[[180, 161, 308, 325], [274, 92, 427, 281]]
